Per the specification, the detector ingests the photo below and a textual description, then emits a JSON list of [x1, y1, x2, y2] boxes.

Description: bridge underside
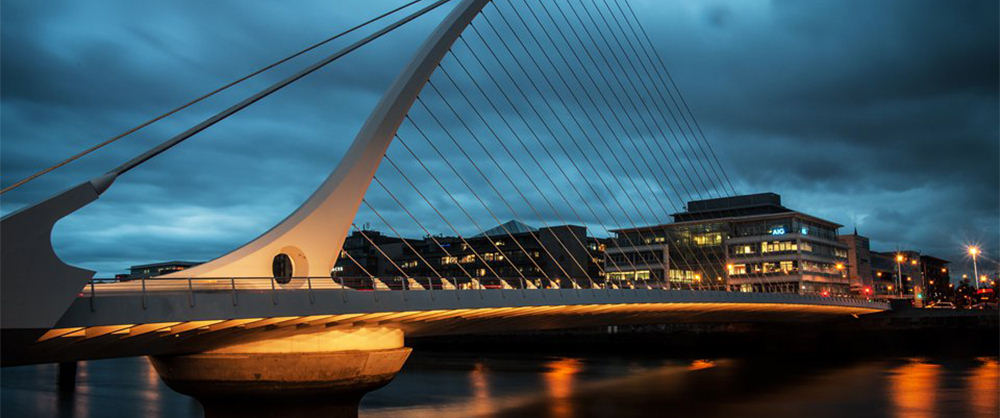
[[3, 288, 884, 366]]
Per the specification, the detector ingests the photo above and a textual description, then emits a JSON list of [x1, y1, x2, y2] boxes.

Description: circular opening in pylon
[[272, 253, 293, 284]]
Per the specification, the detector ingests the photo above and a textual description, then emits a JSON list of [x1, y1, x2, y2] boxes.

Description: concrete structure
[[5, 285, 886, 367]]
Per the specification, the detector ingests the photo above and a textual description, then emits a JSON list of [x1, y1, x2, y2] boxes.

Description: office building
[[609, 193, 850, 295]]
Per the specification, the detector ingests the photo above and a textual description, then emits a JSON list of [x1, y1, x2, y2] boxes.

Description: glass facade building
[[608, 193, 851, 295]]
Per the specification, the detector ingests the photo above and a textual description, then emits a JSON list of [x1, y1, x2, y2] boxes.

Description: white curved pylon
[[163, 0, 490, 279]]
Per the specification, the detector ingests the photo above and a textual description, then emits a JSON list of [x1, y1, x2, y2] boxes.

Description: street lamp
[[895, 254, 904, 297], [968, 246, 981, 290]]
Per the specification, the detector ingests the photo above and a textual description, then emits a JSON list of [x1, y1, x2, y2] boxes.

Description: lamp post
[[968, 246, 980, 290], [895, 254, 904, 297]]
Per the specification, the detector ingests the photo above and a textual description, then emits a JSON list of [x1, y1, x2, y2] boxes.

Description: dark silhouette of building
[[331, 221, 606, 289], [128, 261, 203, 279]]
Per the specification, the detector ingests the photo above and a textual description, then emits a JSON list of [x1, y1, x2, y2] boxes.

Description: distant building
[[331, 229, 421, 279], [128, 261, 202, 279], [838, 230, 874, 294], [609, 193, 850, 295], [332, 221, 606, 289], [869, 252, 899, 295], [870, 250, 926, 299], [920, 255, 950, 301]]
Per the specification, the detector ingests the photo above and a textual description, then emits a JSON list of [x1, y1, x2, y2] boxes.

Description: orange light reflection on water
[[889, 359, 940, 418], [688, 359, 716, 371], [969, 358, 999, 417], [543, 358, 581, 418], [469, 361, 493, 417]]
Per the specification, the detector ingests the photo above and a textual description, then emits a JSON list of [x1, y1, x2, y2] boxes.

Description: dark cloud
[[1, 0, 996, 279]]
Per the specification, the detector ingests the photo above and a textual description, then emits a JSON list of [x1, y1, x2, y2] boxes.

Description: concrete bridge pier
[[149, 327, 410, 418]]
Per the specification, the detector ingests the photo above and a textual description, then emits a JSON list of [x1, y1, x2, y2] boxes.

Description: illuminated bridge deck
[[6, 283, 888, 366]]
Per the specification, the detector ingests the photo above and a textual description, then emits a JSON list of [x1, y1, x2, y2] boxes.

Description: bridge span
[[5, 282, 886, 367]]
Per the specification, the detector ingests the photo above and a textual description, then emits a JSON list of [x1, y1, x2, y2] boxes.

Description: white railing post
[[187, 278, 194, 307], [270, 277, 278, 305], [307, 276, 314, 304], [230, 277, 238, 306]]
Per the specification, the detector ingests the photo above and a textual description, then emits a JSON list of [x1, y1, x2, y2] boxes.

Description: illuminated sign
[[770, 227, 786, 235], [800, 227, 809, 235]]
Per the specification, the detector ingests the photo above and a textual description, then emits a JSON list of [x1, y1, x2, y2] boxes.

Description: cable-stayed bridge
[[1, 0, 888, 409]]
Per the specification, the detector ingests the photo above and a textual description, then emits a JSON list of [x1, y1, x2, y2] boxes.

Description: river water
[[2, 351, 997, 417]]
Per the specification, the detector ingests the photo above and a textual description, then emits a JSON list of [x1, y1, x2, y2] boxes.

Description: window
[[482, 252, 496, 261], [761, 241, 797, 253], [272, 254, 293, 284], [460, 254, 476, 264], [728, 264, 747, 275], [693, 232, 722, 246], [734, 245, 754, 255], [401, 261, 418, 268], [669, 269, 699, 283], [441, 256, 457, 265]]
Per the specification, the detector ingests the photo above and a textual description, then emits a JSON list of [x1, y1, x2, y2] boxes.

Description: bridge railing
[[82, 276, 881, 308], [84, 275, 653, 295]]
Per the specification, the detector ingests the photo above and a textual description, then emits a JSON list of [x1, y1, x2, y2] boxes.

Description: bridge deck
[[3, 286, 886, 366]]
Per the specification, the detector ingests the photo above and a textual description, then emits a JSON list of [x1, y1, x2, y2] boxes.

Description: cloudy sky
[[2, 0, 997, 279]]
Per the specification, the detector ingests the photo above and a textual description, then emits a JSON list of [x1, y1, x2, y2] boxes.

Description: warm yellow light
[[887, 285, 894, 290], [877, 272, 883, 277], [694, 274, 702, 281], [836, 263, 845, 270], [941, 268, 947, 273], [968, 246, 980, 256], [896, 254, 905, 262], [910, 260, 917, 265], [929, 280, 934, 285]]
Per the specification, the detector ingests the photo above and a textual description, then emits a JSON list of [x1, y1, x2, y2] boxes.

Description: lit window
[[693, 233, 722, 246]]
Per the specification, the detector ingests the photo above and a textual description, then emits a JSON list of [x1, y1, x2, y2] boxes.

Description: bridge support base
[[148, 327, 410, 418]]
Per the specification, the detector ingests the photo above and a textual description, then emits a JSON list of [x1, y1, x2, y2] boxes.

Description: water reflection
[[890, 359, 941, 418], [969, 358, 999, 418], [542, 358, 580, 418], [687, 359, 716, 371], [469, 362, 494, 417], [2, 354, 998, 417]]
